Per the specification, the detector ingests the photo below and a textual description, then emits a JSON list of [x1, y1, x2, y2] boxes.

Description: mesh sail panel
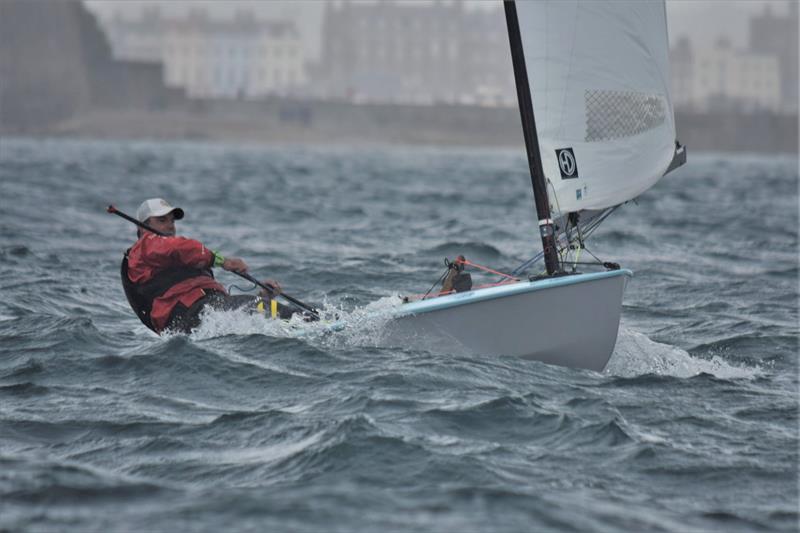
[[585, 90, 666, 142]]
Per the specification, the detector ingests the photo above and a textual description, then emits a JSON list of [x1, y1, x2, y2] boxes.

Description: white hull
[[385, 270, 632, 371]]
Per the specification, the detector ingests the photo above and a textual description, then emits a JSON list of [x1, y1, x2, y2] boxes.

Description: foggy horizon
[[3, 0, 796, 152], [84, 0, 798, 62]]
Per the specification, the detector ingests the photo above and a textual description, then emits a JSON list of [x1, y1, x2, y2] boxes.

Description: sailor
[[120, 198, 289, 334]]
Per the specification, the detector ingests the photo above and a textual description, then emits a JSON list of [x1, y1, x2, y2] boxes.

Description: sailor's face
[[147, 213, 176, 236]]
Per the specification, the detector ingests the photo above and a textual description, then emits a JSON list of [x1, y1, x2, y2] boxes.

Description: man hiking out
[[120, 198, 293, 334]]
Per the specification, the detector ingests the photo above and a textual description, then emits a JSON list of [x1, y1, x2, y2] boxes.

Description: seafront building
[[314, 2, 515, 106], [100, 8, 305, 99], [670, 3, 796, 114], [669, 37, 694, 111], [748, 2, 799, 112], [93, 2, 795, 114], [671, 38, 782, 113]]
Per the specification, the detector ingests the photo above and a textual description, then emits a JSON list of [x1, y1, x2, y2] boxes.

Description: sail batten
[[514, 0, 678, 213]]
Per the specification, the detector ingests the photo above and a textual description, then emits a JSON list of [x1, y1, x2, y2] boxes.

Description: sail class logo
[[556, 148, 578, 179]]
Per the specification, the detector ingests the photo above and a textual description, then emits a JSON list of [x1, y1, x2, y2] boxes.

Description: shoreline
[[2, 104, 797, 155]]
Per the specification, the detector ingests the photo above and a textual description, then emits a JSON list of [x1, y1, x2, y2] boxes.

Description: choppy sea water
[[0, 137, 797, 532]]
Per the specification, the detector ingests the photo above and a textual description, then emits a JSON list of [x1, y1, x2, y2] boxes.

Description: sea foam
[[605, 326, 762, 380]]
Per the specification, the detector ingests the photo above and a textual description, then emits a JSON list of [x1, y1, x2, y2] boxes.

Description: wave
[[605, 327, 763, 380], [187, 295, 402, 351], [423, 241, 503, 261], [0, 456, 168, 505], [0, 245, 32, 260], [0, 381, 49, 397], [0, 358, 45, 380], [184, 300, 768, 384]]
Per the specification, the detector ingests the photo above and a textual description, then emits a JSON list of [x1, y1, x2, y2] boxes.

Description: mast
[[503, 0, 560, 275]]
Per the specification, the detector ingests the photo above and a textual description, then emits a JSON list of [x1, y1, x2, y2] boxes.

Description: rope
[[583, 246, 604, 264], [573, 245, 582, 270], [409, 257, 521, 303], [547, 178, 564, 228], [404, 251, 618, 303], [546, 177, 568, 269], [406, 278, 520, 303], [421, 266, 451, 300], [510, 205, 620, 277], [227, 282, 257, 294], [460, 259, 519, 281], [472, 279, 519, 290]]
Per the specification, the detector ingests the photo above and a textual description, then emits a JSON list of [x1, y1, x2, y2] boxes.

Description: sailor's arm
[[210, 250, 248, 274], [142, 234, 247, 272]]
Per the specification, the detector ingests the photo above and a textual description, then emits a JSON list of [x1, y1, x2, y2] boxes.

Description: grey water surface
[[0, 138, 797, 532]]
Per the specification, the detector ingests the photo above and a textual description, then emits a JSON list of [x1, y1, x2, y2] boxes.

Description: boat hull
[[386, 270, 632, 371]]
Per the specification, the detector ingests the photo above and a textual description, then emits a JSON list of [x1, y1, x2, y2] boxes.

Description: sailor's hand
[[259, 279, 282, 298], [222, 257, 248, 274]]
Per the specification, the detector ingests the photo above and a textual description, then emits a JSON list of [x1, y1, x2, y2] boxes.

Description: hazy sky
[[85, 0, 796, 61]]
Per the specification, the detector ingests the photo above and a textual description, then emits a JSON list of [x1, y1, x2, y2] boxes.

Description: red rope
[[406, 278, 520, 302], [460, 259, 520, 281], [403, 257, 521, 303]]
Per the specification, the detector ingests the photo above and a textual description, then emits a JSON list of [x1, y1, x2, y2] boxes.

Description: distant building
[[749, 3, 798, 112], [316, 2, 514, 106], [670, 37, 782, 113], [103, 6, 163, 62], [670, 37, 694, 110], [459, 8, 516, 107], [99, 8, 306, 99], [693, 39, 781, 112], [0, 0, 182, 130]]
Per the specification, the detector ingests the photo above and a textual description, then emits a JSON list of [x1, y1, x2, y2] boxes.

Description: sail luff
[[503, 0, 560, 276], [514, 0, 678, 214]]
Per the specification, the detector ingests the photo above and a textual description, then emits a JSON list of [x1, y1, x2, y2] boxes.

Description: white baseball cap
[[136, 198, 185, 222]]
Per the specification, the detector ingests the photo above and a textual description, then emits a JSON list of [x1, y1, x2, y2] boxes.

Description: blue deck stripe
[[396, 269, 633, 316]]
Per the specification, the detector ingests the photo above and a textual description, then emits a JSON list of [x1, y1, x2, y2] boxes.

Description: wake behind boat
[[380, 0, 686, 371]]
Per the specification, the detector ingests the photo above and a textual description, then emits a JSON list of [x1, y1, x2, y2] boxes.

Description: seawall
[[25, 101, 799, 155]]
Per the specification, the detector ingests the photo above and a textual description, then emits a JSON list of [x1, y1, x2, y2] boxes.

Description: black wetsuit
[[165, 290, 297, 334]]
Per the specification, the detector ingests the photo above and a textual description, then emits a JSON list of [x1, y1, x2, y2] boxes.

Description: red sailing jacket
[[126, 233, 226, 332]]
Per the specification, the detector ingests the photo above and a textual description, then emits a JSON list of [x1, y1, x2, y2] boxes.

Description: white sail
[[515, 0, 676, 215]]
